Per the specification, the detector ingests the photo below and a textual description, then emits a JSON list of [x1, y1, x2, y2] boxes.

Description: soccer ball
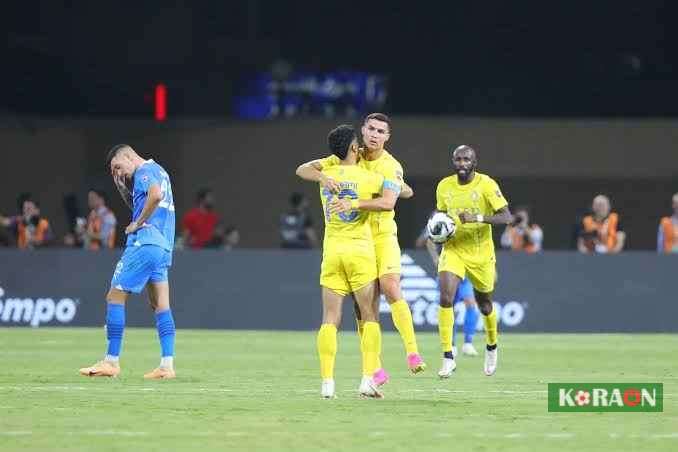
[[427, 212, 456, 244]]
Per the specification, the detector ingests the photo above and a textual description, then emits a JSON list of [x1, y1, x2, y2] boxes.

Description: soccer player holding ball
[[431, 145, 512, 378]]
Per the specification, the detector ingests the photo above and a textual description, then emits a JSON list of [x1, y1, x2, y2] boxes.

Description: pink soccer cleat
[[373, 368, 390, 387], [407, 353, 427, 374]]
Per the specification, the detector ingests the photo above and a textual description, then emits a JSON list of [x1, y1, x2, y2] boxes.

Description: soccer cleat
[[79, 360, 120, 378], [484, 347, 498, 376], [373, 368, 390, 387], [438, 357, 457, 379], [321, 379, 336, 399], [462, 343, 479, 357], [143, 367, 176, 380], [407, 353, 427, 374], [359, 377, 384, 399]]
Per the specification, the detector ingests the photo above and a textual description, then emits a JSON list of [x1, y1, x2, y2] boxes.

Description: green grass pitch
[[0, 329, 676, 451]]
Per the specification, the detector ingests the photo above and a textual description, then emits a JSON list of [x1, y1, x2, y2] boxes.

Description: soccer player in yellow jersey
[[296, 113, 426, 376], [315, 124, 397, 399], [435, 145, 513, 378]]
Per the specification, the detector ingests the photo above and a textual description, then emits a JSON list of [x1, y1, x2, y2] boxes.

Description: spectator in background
[[62, 193, 86, 247], [657, 192, 678, 254], [0, 197, 52, 249], [500, 206, 543, 253], [182, 188, 219, 249], [206, 223, 240, 251], [280, 192, 318, 249], [84, 189, 117, 250], [577, 194, 626, 254]]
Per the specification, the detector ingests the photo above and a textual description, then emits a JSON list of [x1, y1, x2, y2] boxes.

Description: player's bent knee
[[106, 288, 127, 304], [379, 275, 403, 303]]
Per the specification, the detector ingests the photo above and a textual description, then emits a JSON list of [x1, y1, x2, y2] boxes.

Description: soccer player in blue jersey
[[79, 144, 177, 379]]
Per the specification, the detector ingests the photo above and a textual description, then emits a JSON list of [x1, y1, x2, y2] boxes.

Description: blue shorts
[[454, 277, 474, 304], [111, 245, 172, 294]]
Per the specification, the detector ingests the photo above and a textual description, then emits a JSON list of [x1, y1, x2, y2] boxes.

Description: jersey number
[[158, 179, 175, 211], [323, 188, 358, 222]]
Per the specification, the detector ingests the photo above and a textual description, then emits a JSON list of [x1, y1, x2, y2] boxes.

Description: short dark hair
[[327, 124, 357, 160], [363, 112, 391, 132], [196, 188, 213, 203], [106, 144, 130, 167]]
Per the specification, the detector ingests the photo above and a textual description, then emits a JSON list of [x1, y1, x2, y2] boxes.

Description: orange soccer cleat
[[79, 360, 121, 378], [143, 367, 176, 380]]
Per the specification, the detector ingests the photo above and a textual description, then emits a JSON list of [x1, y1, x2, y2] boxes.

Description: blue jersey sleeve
[[134, 166, 161, 194]]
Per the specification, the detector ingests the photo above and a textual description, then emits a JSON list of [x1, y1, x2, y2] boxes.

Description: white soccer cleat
[[462, 343, 479, 357], [484, 347, 498, 376], [321, 379, 336, 399], [437, 357, 457, 379], [359, 376, 383, 399]]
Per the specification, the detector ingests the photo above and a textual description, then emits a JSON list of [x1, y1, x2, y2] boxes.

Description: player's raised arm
[[295, 159, 340, 193], [329, 179, 399, 214], [125, 183, 162, 234], [113, 174, 133, 210]]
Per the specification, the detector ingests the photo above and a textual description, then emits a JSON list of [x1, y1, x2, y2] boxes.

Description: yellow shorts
[[320, 241, 377, 296], [373, 233, 401, 277], [438, 248, 496, 293]]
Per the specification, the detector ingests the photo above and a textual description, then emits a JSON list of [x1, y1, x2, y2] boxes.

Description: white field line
[[1, 431, 676, 439]]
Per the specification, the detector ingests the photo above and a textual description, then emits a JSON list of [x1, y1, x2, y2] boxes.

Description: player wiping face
[[79, 144, 177, 380]]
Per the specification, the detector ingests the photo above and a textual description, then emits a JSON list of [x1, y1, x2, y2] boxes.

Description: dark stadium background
[[1, 1, 677, 249]]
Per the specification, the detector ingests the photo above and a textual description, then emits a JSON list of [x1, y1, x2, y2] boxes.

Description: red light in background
[[154, 83, 167, 121]]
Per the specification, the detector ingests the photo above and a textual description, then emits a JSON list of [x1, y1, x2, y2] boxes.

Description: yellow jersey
[[436, 172, 508, 263], [319, 165, 384, 244], [319, 149, 404, 237]]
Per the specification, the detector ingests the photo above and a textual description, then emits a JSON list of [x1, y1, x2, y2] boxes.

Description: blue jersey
[[126, 160, 176, 252]]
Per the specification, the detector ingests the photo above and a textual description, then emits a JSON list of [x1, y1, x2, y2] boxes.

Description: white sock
[[160, 356, 174, 369], [105, 355, 119, 363]]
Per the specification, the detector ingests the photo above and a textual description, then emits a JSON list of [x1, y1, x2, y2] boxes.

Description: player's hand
[[329, 198, 352, 214], [320, 175, 341, 194], [125, 221, 141, 234], [458, 212, 476, 224]]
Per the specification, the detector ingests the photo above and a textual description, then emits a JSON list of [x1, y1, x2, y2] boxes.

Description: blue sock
[[155, 309, 175, 358], [106, 303, 125, 358], [464, 305, 479, 344]]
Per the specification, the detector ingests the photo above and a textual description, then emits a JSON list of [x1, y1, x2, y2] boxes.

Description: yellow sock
[[361, 321, 382, 376], [317, 324, 337, 379], [483, 306, 498, 346], [357, 317, 382, 370], [438, 306, 454, 353], [390, 299, 419, 355]]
